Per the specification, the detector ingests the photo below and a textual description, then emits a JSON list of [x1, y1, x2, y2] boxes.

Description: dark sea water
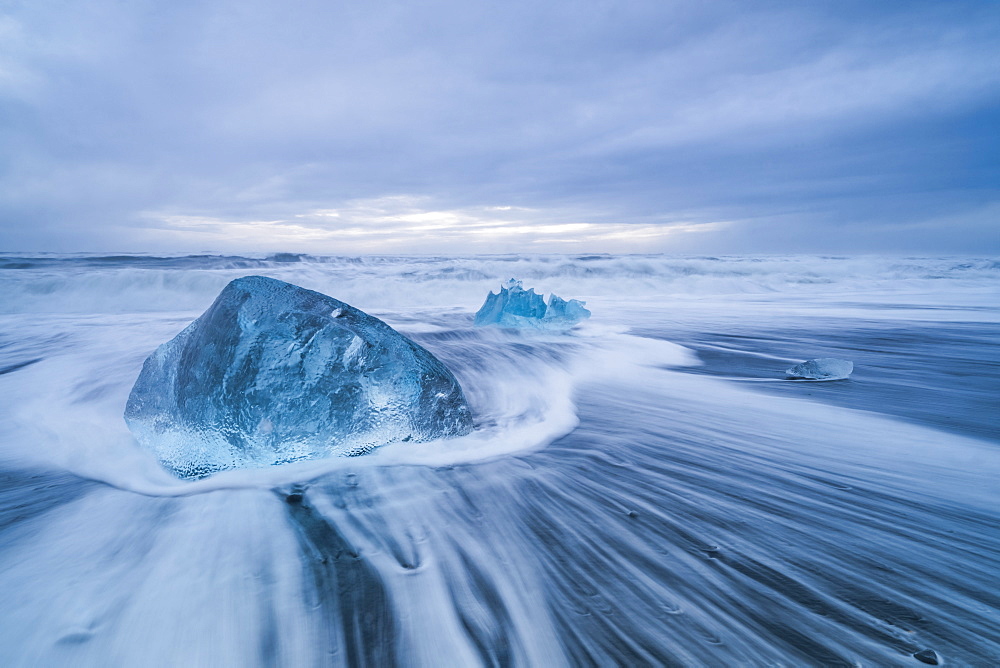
[[0, 254, 997, 666]]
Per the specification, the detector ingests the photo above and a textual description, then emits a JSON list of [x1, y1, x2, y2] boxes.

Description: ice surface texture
[[785, 358, 854, 380], [125, 276, 473, 478], [474, 279, 591, 329]]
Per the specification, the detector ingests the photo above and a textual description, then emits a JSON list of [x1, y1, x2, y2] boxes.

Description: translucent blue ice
[[474, 279, 591, 329], [785, 358, 854, 380], [125, 276, 473, 478]]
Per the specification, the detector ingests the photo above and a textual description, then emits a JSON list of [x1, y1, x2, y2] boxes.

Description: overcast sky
[[1, 0, 997, 254]]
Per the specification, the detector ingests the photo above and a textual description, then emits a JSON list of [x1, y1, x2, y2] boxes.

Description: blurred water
[[0, 254, 997, 666]]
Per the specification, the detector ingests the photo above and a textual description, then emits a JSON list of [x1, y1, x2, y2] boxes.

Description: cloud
[[0, 0, 997, 252], [136, 196, 729, 253]]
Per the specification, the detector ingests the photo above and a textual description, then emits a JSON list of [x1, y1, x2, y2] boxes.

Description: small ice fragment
[[785, 358, 854, 380], [330, 308, 342, 318], [545, 294, 591, 323], [474, 278, 590, 329]]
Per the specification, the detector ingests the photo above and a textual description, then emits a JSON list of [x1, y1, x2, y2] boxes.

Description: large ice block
[[474, 279, 590, 329], [125, 276, 473, 478]]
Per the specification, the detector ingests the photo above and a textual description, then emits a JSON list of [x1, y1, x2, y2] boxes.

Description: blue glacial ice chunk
[[474, 279, 591, 329], [474, 279, 546, 325], [785, 358, 854, 380], [125, 276, 473, 478], [545, 294, 592, 323]]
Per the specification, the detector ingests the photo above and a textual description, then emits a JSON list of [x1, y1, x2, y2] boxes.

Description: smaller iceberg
[[785, 358, 854, 380], [474, 279, 591, 330]]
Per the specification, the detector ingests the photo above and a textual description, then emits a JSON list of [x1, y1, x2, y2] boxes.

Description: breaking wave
[[0, 253, 997, 314]]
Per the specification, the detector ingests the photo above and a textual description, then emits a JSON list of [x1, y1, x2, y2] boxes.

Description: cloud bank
[[1, 0, 997, 253]]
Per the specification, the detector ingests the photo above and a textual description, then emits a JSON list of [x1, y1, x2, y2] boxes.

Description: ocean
[[0, 253, 997, 666]]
